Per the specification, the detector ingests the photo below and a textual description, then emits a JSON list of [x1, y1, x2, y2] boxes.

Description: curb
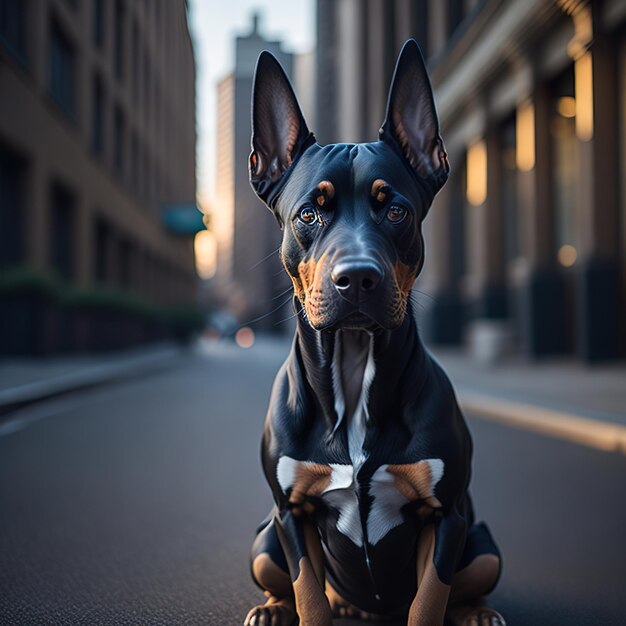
[[459, 389, 626, 455], [0, 347, 182, 416]]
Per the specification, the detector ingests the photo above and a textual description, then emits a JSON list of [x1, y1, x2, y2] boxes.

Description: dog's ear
[[249, 51, 314, 208], [379, 39, 449, 187]]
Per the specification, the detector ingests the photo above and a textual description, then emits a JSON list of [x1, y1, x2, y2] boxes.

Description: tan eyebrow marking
[[371, 179, 389, 203], [315, 180, 335, 206]]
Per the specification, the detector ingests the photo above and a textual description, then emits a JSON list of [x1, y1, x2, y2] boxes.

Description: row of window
[[91, 73, 171, 210], [1, 0, 174, 194], [0, 144, 187, 297]]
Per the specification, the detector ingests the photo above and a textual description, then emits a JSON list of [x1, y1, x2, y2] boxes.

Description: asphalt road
[[1, 339, 625, 625]]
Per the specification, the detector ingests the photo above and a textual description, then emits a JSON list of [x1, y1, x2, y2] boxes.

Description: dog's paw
[[244, 598, 296, 626], [446, 604, 505, 626]]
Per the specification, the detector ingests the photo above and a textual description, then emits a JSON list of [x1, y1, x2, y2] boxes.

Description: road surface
[[1, 338, 625, 625]]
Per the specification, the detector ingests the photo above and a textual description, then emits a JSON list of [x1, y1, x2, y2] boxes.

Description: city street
[[1, 338, 625, 626]]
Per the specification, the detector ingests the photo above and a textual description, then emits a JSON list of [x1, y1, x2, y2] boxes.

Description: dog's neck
[[293, 300, 431, 437]]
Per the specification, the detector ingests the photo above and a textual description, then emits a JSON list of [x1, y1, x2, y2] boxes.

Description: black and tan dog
[[244, 41, 505, 626]]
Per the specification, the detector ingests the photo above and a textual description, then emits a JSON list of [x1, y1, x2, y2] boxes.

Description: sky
[[187, 0, 315, 212]]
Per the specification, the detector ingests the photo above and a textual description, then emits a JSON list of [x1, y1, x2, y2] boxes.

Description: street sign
[[162, 203, 205, 235]]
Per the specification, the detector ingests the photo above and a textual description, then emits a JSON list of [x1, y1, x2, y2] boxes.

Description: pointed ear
[[379, 40, 449, 185], [249, 51, 314, 207]]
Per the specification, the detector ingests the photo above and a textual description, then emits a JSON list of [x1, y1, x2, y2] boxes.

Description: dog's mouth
[[331, 311, 380, 331]]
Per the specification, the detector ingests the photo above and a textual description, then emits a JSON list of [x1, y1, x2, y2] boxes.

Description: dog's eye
[[386, 205, 407, 223], [298, 207, 318, 225]]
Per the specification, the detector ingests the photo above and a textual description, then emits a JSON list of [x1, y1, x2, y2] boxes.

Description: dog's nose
[[331, 258, 383, 302]]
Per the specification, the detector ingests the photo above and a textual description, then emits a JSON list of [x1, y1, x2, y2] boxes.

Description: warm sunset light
[[558, 244, 578, 267], [516, 100, 535, 172], [194, 229, 217, 279], [575, 51, 593, 141], [466, 140, 487, 206], [557, 96, 576, 118]]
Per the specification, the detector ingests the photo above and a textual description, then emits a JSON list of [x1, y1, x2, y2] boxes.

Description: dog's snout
[[331, 258, 383, 302]]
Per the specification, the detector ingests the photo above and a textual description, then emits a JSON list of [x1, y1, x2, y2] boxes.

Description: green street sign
[[162, 204, 205, 235]]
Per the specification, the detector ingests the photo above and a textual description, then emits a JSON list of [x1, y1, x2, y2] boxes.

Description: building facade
[[0, 0, 197, 311], [316, 0, 626, 362], [213, 14, 293, 327]]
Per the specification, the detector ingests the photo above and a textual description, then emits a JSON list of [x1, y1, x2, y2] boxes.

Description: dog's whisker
[[239, 294, 293, 328], [271, 286, 294, 301], [247, 246, 281, 273]]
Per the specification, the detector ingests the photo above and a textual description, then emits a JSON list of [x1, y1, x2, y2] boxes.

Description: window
[[94, 217, 108, 283], [92, 0, 104, 48], [91, 73, 105, 156], [48, 19, 76, 120], [114, 105, 125, 177], [119, 239, 132, 288], [50, 181, 75, 280], [0, 0, 27, 64], [0, 144, 26, 266], [114, 0, 125, 81]]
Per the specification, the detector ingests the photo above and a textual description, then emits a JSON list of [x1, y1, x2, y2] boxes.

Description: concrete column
[[516, 81, 568, 357], [573, 28, 621, 361], [472, 127, 507, 319], [394, 0, 413, 51], [427, 0, 447, 58], [619, 38, 626, 356], [418, 178, 464, 344], [366, 0, 387, 137], [337, 0, 365, 142]]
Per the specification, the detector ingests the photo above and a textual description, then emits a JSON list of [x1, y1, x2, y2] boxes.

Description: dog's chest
[[276, 455, 444, 546]]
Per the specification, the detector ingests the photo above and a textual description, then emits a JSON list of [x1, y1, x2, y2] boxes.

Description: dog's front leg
[[407, 511, 466, 626], [274, 509, 333, 626]]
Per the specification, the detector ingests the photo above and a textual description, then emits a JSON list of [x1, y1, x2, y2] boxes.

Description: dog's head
[[249, 40, 449, 331]]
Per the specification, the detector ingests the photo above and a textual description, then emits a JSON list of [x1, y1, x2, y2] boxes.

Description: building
[[0, 0, 198, 352], [213, 13, 294, 328], [315, 0, 626, 362]]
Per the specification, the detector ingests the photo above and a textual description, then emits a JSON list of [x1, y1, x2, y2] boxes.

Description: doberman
[[243, 40, 505, 626]]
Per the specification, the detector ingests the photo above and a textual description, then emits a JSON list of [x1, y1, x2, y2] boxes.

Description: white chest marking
[[367, 459, 444, 545], [276, 455, 445, 546], [331, 331, 375, 471]]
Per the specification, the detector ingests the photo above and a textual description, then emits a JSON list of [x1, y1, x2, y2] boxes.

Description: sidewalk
[[1, 337, 624, 452], [0, 342, 183, 415], [433, 348, 626, 453]]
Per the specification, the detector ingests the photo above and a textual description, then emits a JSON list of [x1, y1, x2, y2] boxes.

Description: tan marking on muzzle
[[371, 179, 389, 204], [386, 461, 442, 509], [315, 180, 335, 207], [393, 261, 417, 294], [296, 251, 330, 309]]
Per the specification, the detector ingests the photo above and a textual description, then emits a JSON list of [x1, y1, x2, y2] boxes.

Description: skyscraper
[[213, 14, 293, 328]]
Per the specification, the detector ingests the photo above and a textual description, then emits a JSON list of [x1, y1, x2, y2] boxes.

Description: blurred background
[[1, 1, 626, 625], [1, 0, 625, 361]]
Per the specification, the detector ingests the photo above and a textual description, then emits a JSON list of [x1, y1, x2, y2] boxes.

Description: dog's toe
[[244, 601, 296, 626], [446, 605, 505, 626]]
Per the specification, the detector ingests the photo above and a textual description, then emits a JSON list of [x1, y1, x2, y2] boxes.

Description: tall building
[[316, 0, 626, 363], [0, 0, 197, 311], [213, 13, 293, 327]]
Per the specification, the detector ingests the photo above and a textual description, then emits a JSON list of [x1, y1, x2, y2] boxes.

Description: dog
[[243, 40, 504, 626]]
